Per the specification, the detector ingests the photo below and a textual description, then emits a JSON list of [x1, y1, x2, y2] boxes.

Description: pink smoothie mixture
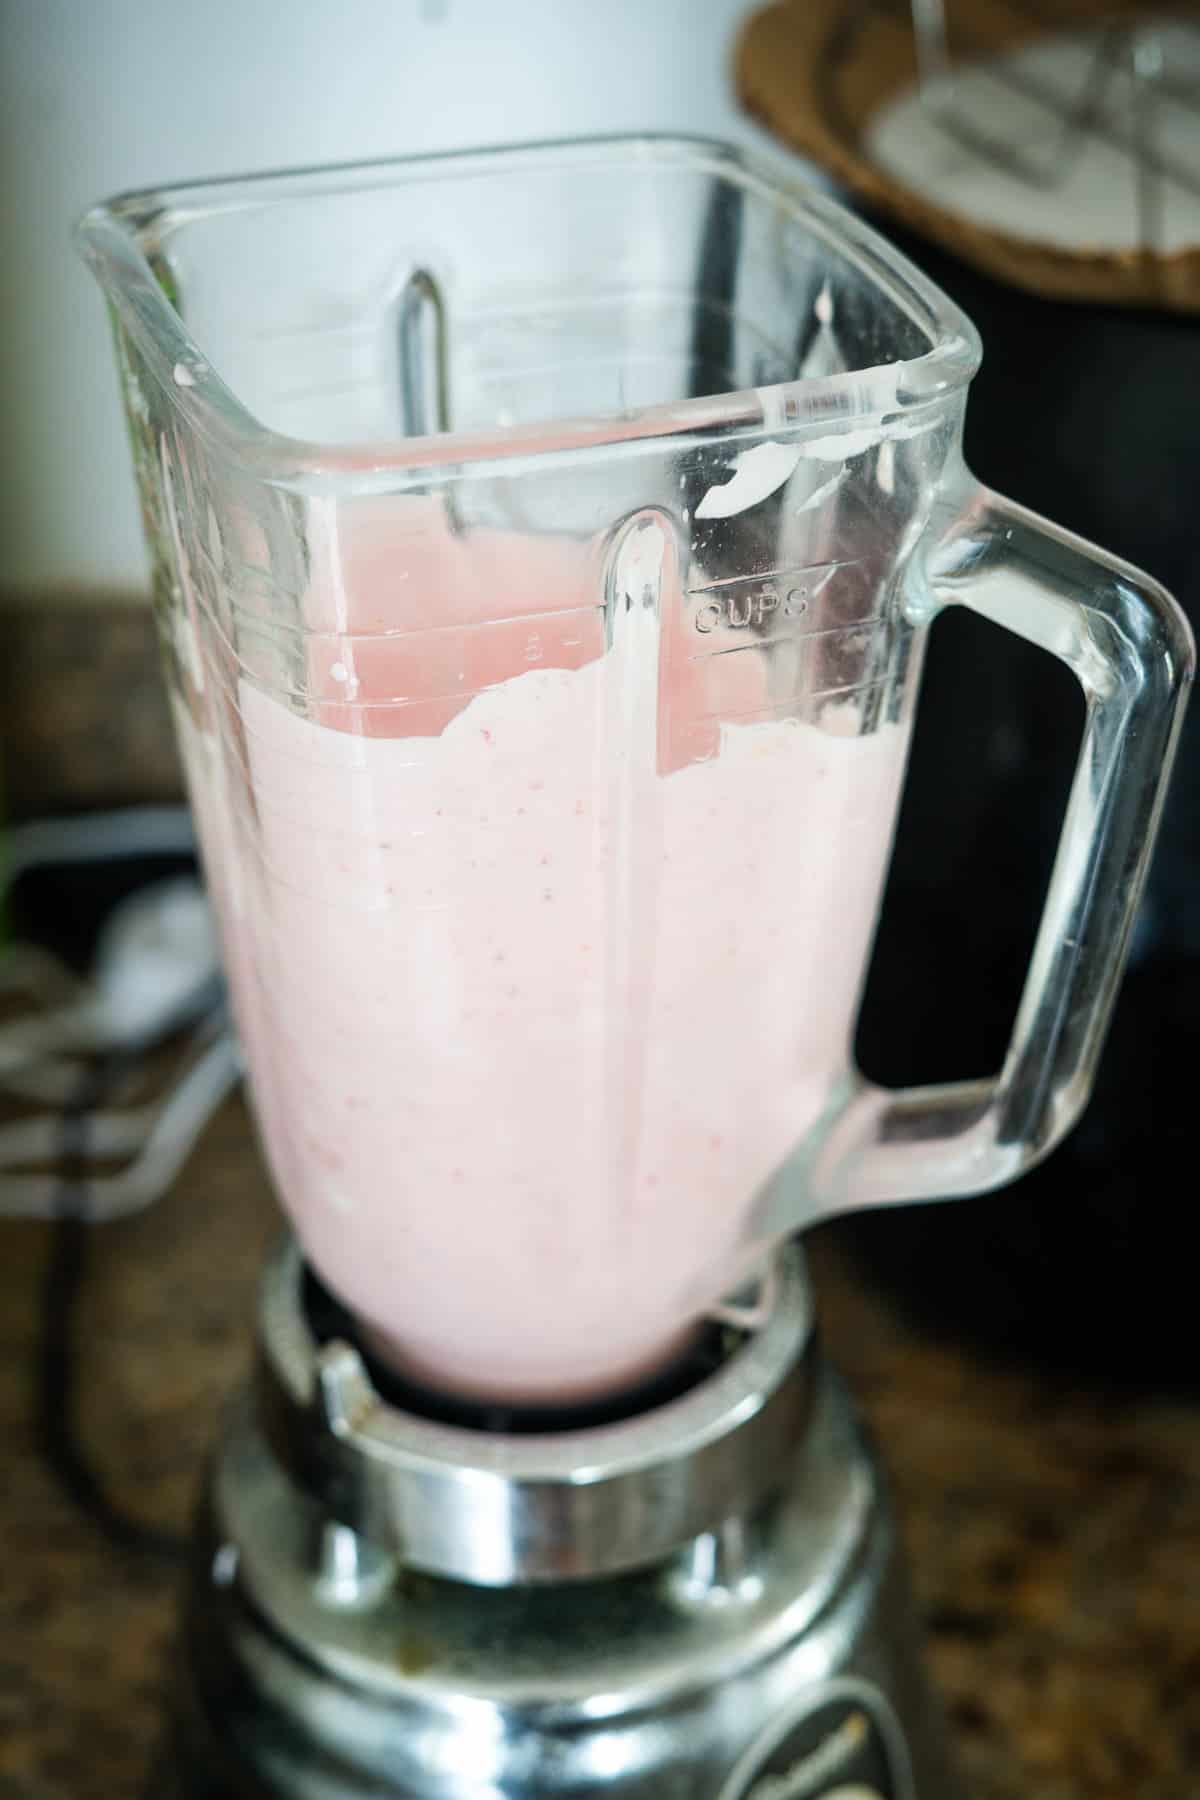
[[179, 506, 908, 1402]]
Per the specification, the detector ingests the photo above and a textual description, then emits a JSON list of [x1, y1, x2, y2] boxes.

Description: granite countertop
[[2, 606, 1199, 1799]]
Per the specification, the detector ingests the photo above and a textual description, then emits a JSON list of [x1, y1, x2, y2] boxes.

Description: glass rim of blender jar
[[76, 133, 982, 498]]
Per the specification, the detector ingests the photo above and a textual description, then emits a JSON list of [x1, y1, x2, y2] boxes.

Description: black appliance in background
[[848, 221, 1200, 1394]]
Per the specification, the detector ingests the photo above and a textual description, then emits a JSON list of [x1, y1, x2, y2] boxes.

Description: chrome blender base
[[164, 1242, 960, 1800]]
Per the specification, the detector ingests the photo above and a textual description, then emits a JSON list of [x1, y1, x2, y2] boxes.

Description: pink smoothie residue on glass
[[179, 506, 908, 1402]]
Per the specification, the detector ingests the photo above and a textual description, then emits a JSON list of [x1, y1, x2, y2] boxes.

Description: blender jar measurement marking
[[687, 559, 873, 637]]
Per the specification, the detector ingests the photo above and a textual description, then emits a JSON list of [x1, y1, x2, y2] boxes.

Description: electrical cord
[[2, 808, 195, 895], [34, 990, 227, 1564], [5, 813, 211, 1561]]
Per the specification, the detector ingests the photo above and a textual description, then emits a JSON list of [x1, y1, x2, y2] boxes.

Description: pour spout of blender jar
[[803, 475, 1192, 1223]]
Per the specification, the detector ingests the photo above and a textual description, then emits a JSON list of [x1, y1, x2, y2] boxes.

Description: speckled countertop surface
[[2, 606, 1199, 1800]]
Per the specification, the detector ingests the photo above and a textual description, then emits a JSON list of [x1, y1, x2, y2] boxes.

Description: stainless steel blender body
[[168, 1245, 956, 1800]]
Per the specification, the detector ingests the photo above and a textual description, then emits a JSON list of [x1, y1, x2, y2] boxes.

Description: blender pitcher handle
[[817, 479, 1193, 1212]]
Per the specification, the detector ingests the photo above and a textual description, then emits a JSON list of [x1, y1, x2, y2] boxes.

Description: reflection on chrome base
[[164, 1239, 960, 1799]]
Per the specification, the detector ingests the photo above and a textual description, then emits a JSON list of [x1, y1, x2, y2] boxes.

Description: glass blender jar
[[79, 138, 1190, 1799]]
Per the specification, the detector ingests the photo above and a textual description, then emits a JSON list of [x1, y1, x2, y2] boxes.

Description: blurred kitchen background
[[2, 3, 1199, 1796]]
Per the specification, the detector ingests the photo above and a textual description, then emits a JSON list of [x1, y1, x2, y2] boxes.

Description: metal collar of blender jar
[[252, 1239, 816, 1586]]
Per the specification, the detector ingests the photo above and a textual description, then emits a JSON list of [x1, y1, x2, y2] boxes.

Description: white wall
[[0, 0, 808, 600]]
